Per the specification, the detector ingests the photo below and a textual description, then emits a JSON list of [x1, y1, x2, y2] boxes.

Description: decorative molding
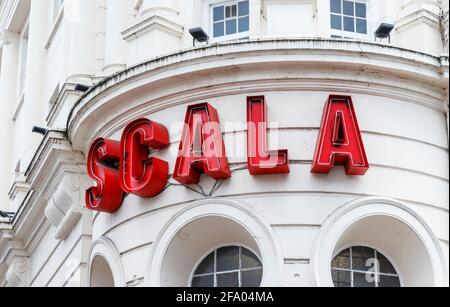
[[396, 8, 441, 32], [310, 196, 449, 287], [0, 0, 19, 33], [45, 177, 82, 240], [145, 198, 284, 287], [4, 131, 87, 247], [66, 39, 449, 155], [122, 14, 183, 42], [3, 241, 29, 287], [88, 237, 126, 287], [46, 83, 84, 128]]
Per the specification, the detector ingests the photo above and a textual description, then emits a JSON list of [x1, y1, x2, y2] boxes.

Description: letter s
[[86, 138, 125, 213]]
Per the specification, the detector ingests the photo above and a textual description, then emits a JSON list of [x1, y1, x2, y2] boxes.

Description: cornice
[[396, 8, 441, 31], [122, 13, 183, 42], [66, 38, 449, 154]]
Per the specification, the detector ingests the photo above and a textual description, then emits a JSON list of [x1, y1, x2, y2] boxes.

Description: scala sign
[[86, 95, 369, 213]]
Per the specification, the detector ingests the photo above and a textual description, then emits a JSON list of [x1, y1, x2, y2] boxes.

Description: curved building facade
[[0, 0, 448, 287]]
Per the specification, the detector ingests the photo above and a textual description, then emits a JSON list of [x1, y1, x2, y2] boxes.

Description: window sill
[[45, 8, 64, 49]]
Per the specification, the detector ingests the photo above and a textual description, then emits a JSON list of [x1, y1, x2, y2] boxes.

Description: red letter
[[86, 138, 125, 213], [312, 95, 369, 175], [173, 103, 231, 184], [247, 96, 289, 175], [120, 118, 169, 198]]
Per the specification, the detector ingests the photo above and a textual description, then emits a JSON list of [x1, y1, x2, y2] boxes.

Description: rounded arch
[[88, 237, 126, 287], [145, 198, 284, 287], [311, 197, 448, 287]]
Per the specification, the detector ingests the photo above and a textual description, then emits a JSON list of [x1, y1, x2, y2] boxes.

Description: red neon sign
[[311, 95, 369, 175], [119, 118, 170, 198], [247, 96, 289, 175], [85, 95, 369, 213], [173, 103, 231, 185], [86, 138, 125, 213]]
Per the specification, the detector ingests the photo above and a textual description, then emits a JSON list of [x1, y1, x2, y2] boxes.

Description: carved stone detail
[[44, 176, 83, 240]]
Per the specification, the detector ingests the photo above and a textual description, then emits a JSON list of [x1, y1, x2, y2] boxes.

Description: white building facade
[[0, 0, 448, 287]]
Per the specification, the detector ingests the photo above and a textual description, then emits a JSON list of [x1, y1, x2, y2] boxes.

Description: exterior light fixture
[[32, 126, 48, 135], [74, 84, 90, 92], [0, 211, 15, 219], [374, 23, 395, 43], [189, 27, 209, 46]]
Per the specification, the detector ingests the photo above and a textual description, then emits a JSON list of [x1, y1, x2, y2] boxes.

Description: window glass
[[343, 0, 354, 16], [330, 0, 342, 14], [216, 246, 240, 272], [192, 246, 263, 288], [194, 252, 215, 275], [331, 14, 342, 30], [331, 246, 401, 288], [343, 16, 355, 32], [213, 6, 224, 22], [241, 269, 263, 287], [217, 272, 239, 287], [355, 2, 366, 18]]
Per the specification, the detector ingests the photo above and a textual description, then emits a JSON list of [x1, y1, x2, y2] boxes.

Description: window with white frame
[[211, 1, 250, 40], [191, 246, 263, 287], [331, 246, 401, 287], [330, 0, 368, 39]]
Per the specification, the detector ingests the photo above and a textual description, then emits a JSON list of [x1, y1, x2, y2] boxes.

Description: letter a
[[174, 103, 231, 184], [312, 95, 369, 175]]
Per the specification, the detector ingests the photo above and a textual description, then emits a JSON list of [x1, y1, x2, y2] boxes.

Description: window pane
[[239, 1, 249, 16], [353, 272, 376, 287], [331, 248, 351, 269], [217, 272, 239, 287], [241, 248, 262, 269], [379, 275, 401, 288], [226, 19, 237, 35], [231, 5, 237, 17], [213, 22, 224, 37], [192, 275, 214, 287], [214, 6, 224, 22], [217, 246, 239, 271], [195, 252, 215, 275], [238, 17, 249, 32], [352, 246, 375, 271], [331, 269, 351, 287], [355, 2, 366, 18], [343, 0, 354, 16], [377, 253, 398, 275], [356, 18, 367, 34], [331, 14, 342, 30], [343, 16, 355, 32], [226, 6, 231, 18], [241, 269, 263, 287], [330, 0, 341, 14]]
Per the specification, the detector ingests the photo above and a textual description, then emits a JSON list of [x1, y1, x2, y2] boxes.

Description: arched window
[[191, 246, 263, 287], [331, 246, 401, 287]]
